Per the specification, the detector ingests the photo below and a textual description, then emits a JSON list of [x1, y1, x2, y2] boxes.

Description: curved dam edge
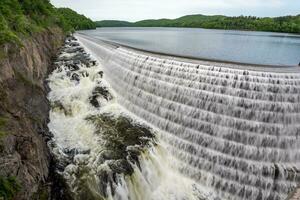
[[76, 32, 300, 73], [47, 35, 215, 200], [75, 32, 300, 200]]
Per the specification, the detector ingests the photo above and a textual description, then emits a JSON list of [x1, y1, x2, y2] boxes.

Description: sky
[[50, 0, 300, 22]]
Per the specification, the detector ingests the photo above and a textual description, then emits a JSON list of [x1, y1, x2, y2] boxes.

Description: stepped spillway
[[63, 33, 300, 200], [48, 36, 212, 200]]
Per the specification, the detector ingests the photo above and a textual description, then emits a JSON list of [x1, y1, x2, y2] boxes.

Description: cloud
[[50, 0, 300, 21]]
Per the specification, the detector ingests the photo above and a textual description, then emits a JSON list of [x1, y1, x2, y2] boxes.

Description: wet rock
[[95, 86, 112, 101], [87, 114, 155, 164], [95, 168, 110, 197], [81, 114, 155, 198], [73, 60, 81, 65], [90, 60, 97, 66], [57, 55, 70, 62], [107, 159, 133, 175], [96, 150, 119, 164], [66, 71, 71, 77], [65, 36, 76, 43], [72, 54, 91, 65], [80, 71, 89, 77], [64, 47, 84, 54], [89, 96, 100, 108], [98, 71, 103, 78], [71, 73, 80, 82], [56, 158, 72, 172], [65, 63, 80, 71], [51, 101, 74, 116], [69, 42, 80, 47], [63, 148, 90, 160], [89, 86, 112, 107]]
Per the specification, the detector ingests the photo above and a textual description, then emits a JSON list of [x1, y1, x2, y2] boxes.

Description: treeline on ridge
[[95, 14, 300, 34], [56, 8, 96, 31], [0, 0, 96, 45]]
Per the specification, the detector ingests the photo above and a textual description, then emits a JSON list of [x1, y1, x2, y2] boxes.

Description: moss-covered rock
[[0, 116, 8, 140], [0, 176, 21, 200], [87, 114, 155, 167], [63, 114, 156, 199]]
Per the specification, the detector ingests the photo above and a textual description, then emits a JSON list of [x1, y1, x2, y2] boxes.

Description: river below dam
[[47, 31, 300, 200]]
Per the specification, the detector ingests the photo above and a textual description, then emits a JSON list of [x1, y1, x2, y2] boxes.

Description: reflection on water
[[79, 27, 300, 66]]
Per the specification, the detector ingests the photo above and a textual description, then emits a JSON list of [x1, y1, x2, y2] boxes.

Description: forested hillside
[[57, 8, 96, 31], [0, 2, 95, 198], [95, 20, 134, 27], [96, 14, 300, 33], [0, 0, 95, 45]]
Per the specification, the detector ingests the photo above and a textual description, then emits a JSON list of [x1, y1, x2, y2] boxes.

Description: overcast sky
[[50, 0, 300, 22]]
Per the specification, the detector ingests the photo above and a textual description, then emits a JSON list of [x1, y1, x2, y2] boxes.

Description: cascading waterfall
[[75, 33, 300, 200], [47, 36, 213, 200]]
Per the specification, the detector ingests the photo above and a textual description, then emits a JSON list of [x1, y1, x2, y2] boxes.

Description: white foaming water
[[75, 33, 300, 200], [47, 38, 212, 200]]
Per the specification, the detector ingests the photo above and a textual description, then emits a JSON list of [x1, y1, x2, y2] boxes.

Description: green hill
[[57, 8, 96, 31], [95, 20, 134, 27], [134, 19, 174, 27], [0, 0, 95, 45], [95, 14, 300, 33]]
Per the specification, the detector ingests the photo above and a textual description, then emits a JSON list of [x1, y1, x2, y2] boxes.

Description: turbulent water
[[47, 37, 212, 200], [47, 34, 300, 200]]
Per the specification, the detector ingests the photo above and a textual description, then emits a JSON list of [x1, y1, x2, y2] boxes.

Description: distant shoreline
[[94, 14, 300, 34], [76, 32, 300, 73], [95, 26, 300, 36]]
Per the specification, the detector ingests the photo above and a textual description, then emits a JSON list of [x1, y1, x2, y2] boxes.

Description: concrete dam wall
[[52, 33, 300, 200]]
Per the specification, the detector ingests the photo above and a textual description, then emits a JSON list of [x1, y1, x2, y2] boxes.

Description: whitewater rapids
[[47, 33, 300, 200], [47, 36, 213, 200]]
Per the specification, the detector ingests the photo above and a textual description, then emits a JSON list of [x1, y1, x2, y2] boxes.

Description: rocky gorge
[[0, 27, 65, 200]]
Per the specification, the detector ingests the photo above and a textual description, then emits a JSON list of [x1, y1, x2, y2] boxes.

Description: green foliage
[[0, 116, 7, 152], [57, 8, 96, 31], [0, 117, 7, 128], [0, 117, 8, 139], [13, 69, 35, 87], [96, 14, 300, 34], [95, 20, 134, 27], [0, 0, 95, 46], [0, 176, 21, 200], [32, 186, 49, 200]]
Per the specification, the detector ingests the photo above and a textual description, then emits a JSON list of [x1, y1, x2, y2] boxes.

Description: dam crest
[[49, 33, 300, 200]]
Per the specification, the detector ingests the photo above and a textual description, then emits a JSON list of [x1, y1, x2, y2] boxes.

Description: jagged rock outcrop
[[0, 27, 64, 200]]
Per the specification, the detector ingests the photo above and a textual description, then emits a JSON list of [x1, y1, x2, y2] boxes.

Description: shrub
[[0, 176, 21, 200], [0, 0, 95, 46]]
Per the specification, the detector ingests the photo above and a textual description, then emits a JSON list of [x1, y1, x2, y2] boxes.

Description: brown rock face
[[0, 27, 64, 200]]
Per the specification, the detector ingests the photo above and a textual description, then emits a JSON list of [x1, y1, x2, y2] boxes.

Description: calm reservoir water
[[79, 27, 300, 66]]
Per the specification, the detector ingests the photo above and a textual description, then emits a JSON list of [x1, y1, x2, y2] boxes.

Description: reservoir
[[79, 27, 300, 66]]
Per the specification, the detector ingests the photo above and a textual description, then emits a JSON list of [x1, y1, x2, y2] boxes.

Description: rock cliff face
[[0, 27, 64, 200]]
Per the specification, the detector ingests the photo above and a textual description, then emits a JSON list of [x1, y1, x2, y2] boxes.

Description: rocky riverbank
[[0, 27, 65, 200]]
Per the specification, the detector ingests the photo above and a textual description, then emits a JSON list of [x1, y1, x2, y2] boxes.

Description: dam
[[47, 32, 300, 200]]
